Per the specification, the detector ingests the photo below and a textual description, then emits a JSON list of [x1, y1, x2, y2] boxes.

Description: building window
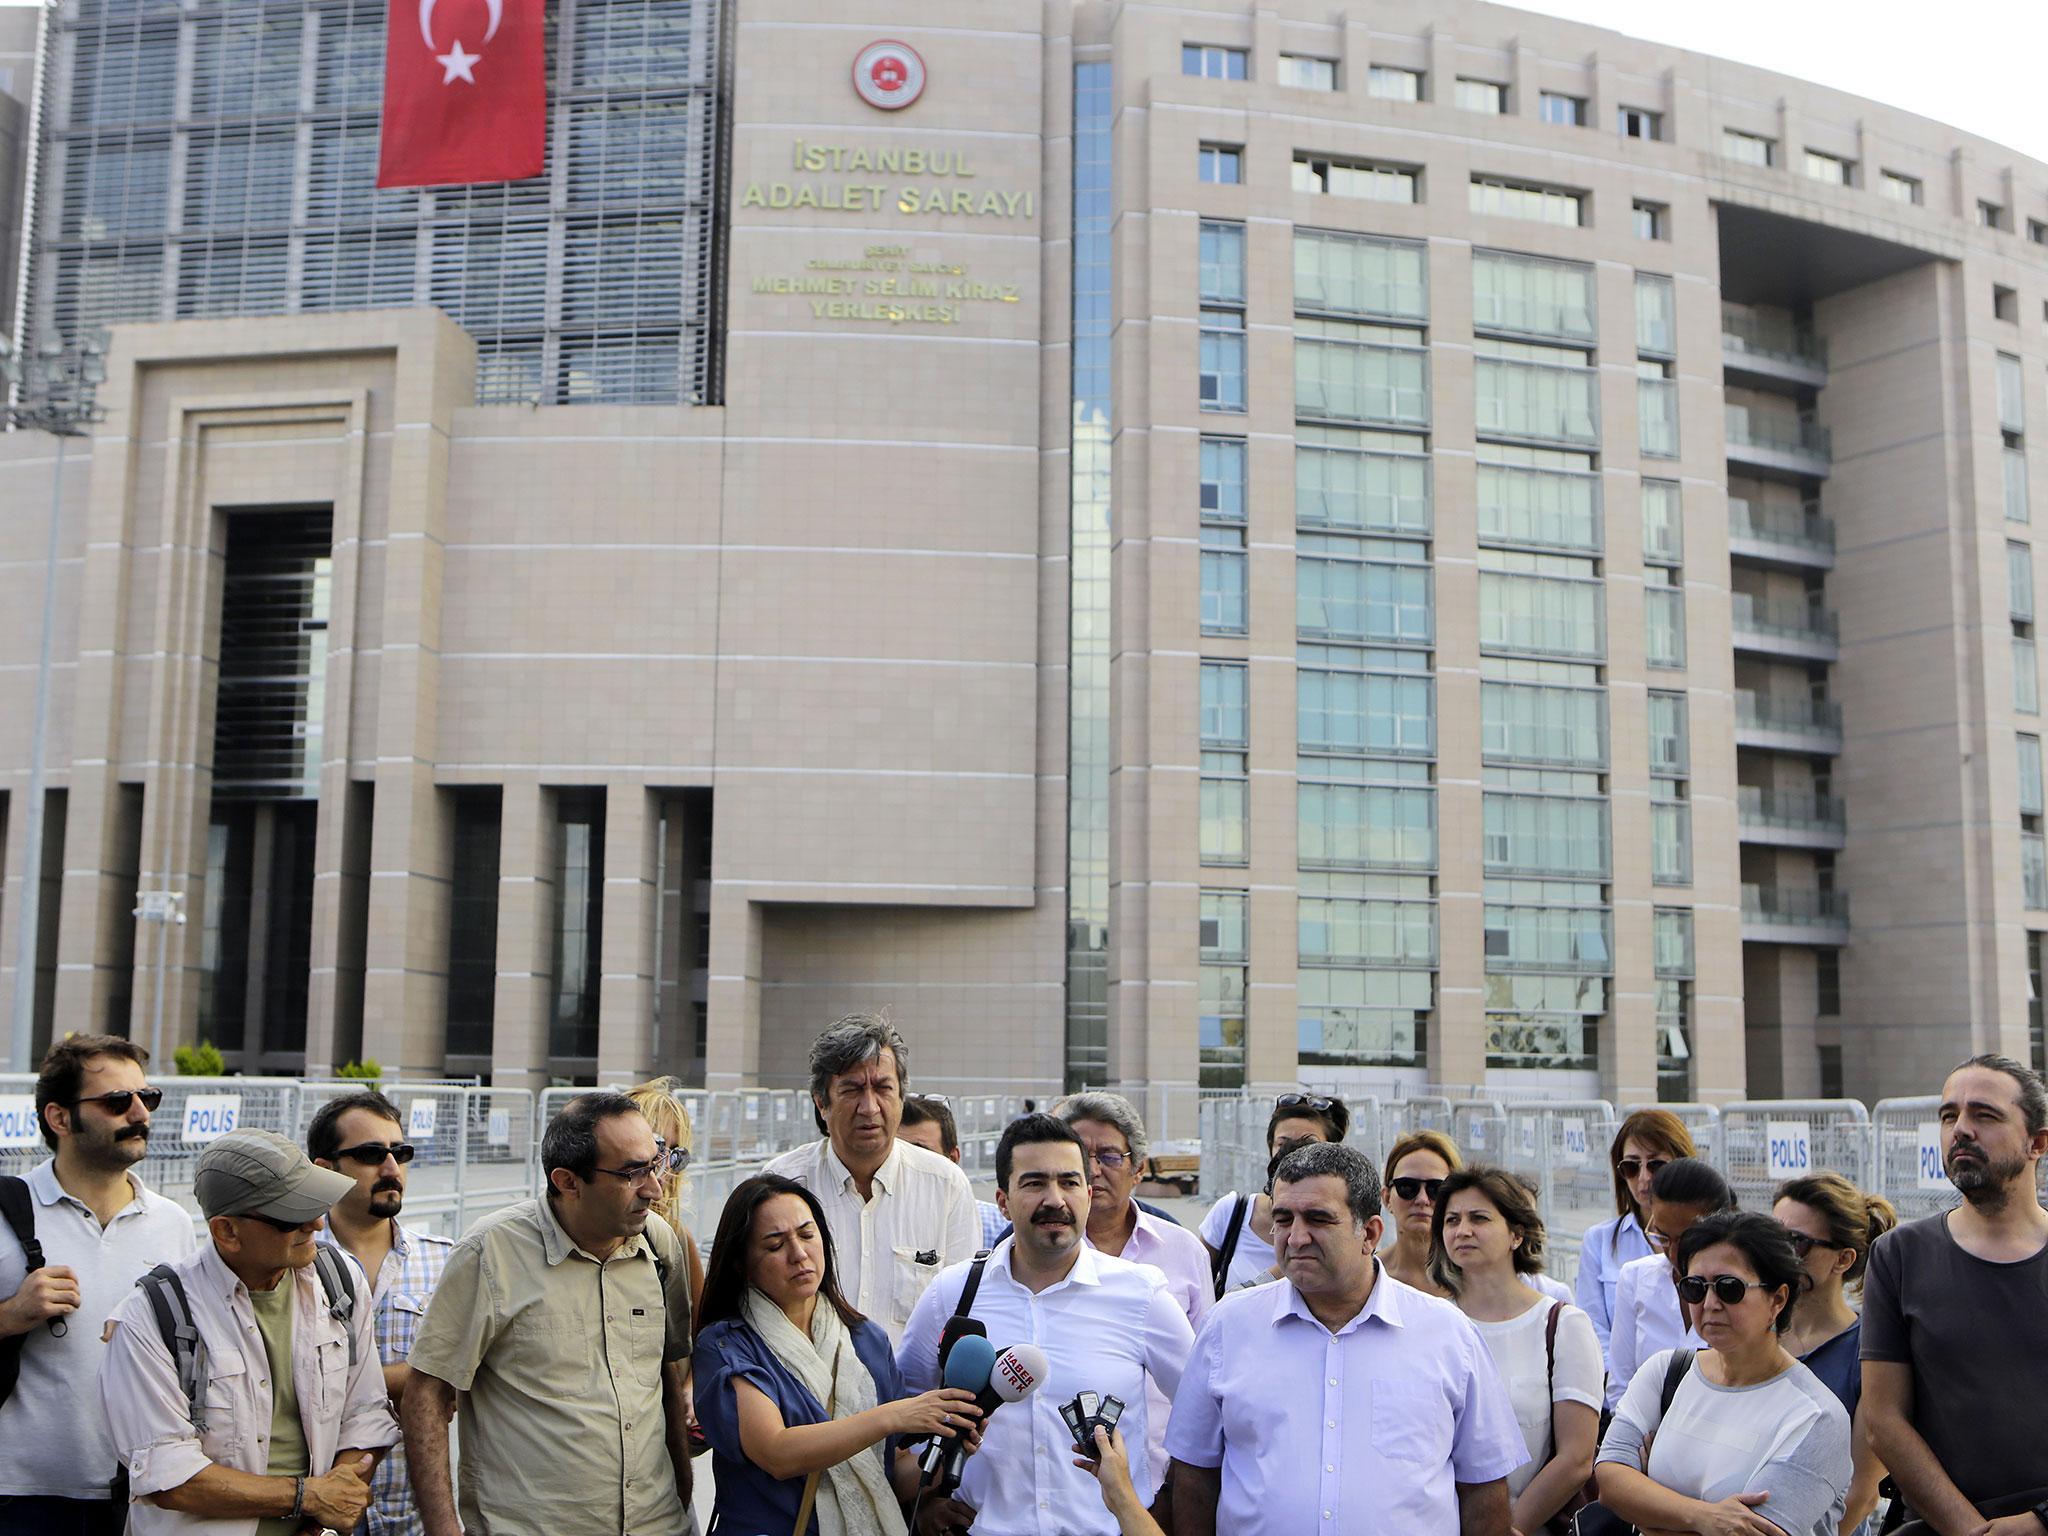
[[1297, 427, 1433, 536], [1642, 479, 1684, 565], [1999, 352, 2027, 436], [1200, 309, 1246, 411], [1199, 220, 1245, 304], [1477, 451, 1601, 553], [2021, 734, 2044, 817], [1201, 430, 1249, 635], [1481, 676, 1607, 768], [1367, 65, 1423, 101], [1478, 552, 1606, 659], [1802, 149, 1853, 186], [1633, 200, 1669, 241], [1457, 78, 1506, 114], [1645, 580, 1686, 670], [1722, 129, 1775, 168], [1617, 106, 1662, 141], [1200, 436, 1247, 517], [2012, 541, 2036, 623], [549, 789, 606, 1064], [1279, 55, 1336, 91], [1300, 779, 1439, 871], [445, 789, 502, 1058], [1200, 663, 1250, 865], [1295, 230, 1430, 321], [1654, 907, 1694, 1100], [1995, 284, 2020, 324], [1879, 170, 1922, 205], [1199, 891, 1249, 1088], [1297, 538, 1434, 645], [1183, 44, 1247, 80], [2008, 447, 2032, 525], [1293, 156, 1418, 203], [1652, 796, 1692, 885], [1635, 272, 1676, 357], [1298, 667, 1435, 758], [1470, 177, 1584, 227], [2031, 219, 2048, 246], [1539, 92, 1586, 127], [2019, 629, 2041, 715], [1199, 143, 1242, 185], [1981, 200, 2009, 231], [1474, 339, 1599, 447], [1472, 249, 1597, 343], [1638, 360, 1679, 459], [1295, 319, 1430, 429]]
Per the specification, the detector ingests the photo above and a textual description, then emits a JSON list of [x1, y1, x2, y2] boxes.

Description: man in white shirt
[[899, 1112, 1195, 1536], [1166, 1141, 1526, 1536], [763, 1013, 979, 1341], [100, 1129, 398, 1536], [0, 1035, 196, 1536]]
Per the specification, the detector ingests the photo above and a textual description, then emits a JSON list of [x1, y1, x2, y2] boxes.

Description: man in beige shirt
[[402, 1092, 694, 1536]]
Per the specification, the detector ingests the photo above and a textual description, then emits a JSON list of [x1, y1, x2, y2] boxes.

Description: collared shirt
[[1089, 1203, 1213, 1495], [978, 1199, 1007, 1251], [406, 1197, 692, 1536], [898, 1237, 1195, 1536], [762, 1137, 979, 1342], [1606, 1251, 1704, 1411], [316, 1220, 453, 1536], [100, 1241, 399, 1536], [1575, 1210, 1654, 1359], [0, 1161, 196, 1499], [1166, 1267, 1526, 1536]]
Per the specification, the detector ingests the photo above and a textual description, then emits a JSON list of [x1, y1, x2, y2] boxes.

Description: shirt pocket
[[308, 1326, 350, 1424], [891, 1246, 941, 1324], [504, 1303, 596, 1399], [1370, 1376, 1450, 1464], [386, 1292, 426, 1361], [198, 1350, 248, 1463]]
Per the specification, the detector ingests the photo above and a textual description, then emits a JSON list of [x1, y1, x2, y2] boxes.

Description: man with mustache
[[899, 1113, 1194, 1536], [308, 1090, 452, 1536], [0, 1035, 194, 1536], [1863, 1053, 2048, 1534], [402, 1092, 695, 1536]]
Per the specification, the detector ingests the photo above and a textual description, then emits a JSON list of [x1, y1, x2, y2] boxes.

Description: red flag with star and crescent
[[377, 0, 546, 188]]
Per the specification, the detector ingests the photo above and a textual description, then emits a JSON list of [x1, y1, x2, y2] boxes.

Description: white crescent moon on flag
[[420, 0, 503, 51]]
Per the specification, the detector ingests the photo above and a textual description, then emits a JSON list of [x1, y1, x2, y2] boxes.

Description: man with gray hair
[[762, 1012, 978, 1342]]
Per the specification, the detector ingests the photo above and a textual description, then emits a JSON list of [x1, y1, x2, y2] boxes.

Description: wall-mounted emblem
[[853, 40, 927, 111]]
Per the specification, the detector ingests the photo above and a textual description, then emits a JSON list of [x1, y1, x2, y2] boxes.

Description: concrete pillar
[[1509, 42, 1537, 120], [705, 876, 762, 1089], [597, 784, 658, 1087], [490, 781, 554, 1091], [360, 764, 452, 1077]]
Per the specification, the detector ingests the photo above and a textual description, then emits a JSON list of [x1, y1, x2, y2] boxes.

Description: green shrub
[[173, 1040, 226, 1077], [337, 1059, 383, 1081]]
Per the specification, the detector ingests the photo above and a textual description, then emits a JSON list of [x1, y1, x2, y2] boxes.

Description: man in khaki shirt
[[402, 1093, 694, 1536]]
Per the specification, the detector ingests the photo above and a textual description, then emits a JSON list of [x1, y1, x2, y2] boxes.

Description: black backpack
[[0, 1176, 48, 1408]]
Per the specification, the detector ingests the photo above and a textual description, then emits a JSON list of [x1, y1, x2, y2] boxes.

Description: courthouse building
[[2, 0, 2046, 1113]]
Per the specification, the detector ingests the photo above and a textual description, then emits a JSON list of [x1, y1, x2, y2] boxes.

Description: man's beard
[[366, 1182, 404, 1219], [1948, 1141, 2030, 1204], [76, 1122, 149, 1170]]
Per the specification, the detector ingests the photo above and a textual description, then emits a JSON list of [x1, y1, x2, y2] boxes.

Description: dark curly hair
[[1675, 1211, 1807, 1335]]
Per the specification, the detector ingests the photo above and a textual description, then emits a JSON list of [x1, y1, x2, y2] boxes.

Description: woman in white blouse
[[1429, 1165, 1604, 1536], [1577, 1108, 1699, 1359]]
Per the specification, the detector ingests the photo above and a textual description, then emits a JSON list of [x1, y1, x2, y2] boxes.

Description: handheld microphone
[[936, 1342, 1048, 1493], [937, 1315, 987, 1375], [917, 1334, 997, 1480]]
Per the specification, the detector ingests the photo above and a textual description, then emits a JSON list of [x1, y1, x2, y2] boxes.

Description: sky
[[1, 0, 2042, 161]]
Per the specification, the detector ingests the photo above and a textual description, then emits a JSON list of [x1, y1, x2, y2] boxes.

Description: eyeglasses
[[1677, 1274, 1772, 1307], [1389, 1176, 1446, 1202], [1084, 1147, 1131, 1171], [1616, 1157, 1670, 1180], [1785, 1232, 1843, 1260], [333, 1142, 416, 1166], [69, 1088, 164, 1115], [240, 1212, 309, 1234], [591, 1145, 691, 1183], [1275, 1092, 1337, 1114]]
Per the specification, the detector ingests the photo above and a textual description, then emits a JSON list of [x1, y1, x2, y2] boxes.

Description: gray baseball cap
[[194, 1128, 355, 1223]]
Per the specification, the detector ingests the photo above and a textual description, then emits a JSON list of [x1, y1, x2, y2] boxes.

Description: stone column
[[597, 784, 658, 1086], [490, 780, 554, 1091]]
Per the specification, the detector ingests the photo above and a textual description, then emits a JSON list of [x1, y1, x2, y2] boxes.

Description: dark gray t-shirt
[[1860, 1210, 2048, 1507]]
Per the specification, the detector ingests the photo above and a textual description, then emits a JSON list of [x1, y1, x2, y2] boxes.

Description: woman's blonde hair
[[627, 1076, 694, 1232], [1382, 1128, 1462, 1183], [1774, 1171, 1898, 1290]]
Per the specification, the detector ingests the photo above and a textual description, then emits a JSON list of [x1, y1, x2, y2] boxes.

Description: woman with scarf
[[694, 1174, 984, 1536]]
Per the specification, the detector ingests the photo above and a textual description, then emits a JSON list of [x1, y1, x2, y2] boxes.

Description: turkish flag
[[376, 0, 546, 188]]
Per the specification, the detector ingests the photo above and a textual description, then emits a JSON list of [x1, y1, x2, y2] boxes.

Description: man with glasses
[[0, 1036, 194, 1536], [403, 1091, 696, 1536], [99, 1128, 397, 1536], [307, 1089, 452, 1536]]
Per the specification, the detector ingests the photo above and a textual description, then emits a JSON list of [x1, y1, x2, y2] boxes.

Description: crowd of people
[[0, 1020, 2044, 1536]]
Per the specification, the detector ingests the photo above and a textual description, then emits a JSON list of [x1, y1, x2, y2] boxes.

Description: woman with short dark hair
[[1198, 1091, 1349, 1296], [692, 1175, 982, 1535]]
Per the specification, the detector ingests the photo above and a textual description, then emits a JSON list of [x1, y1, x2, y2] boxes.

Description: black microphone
[[935, 1342, 1048, 1494], [937, 1314, 986, 1376]]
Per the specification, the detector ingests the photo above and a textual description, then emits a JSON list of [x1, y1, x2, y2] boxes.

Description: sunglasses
[[241, 1211, 310, 1234], [1390, 1176, 1447, 1202], [70, 1088, 164, 1115], [1785, 1232, 1844, 1260], [1275, 1092, 1337, 1114], [1616, 1156, 1670, 1180], [1677, 1274, 1772, 1307], [591, 1145, 691, 1183], [334, 1142, 416, 1166]]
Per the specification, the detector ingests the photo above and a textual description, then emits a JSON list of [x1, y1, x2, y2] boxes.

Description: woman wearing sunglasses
[[1594, 1211, 1852, 1536], [1605, 1157, 1733, 1412], [1428, 1167, 1603, 1536], [1773, 1174, 1897, 1535], [1199, 1091, 1349, 1297], [692, 1174, 983, 1536], [1579, 1109, 1699, 1360], [1378, 1129, 1463, 1296]]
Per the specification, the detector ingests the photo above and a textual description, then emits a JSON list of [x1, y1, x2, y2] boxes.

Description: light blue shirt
[[1575, 1209, 1654, 1360], [1166, 1265, 1527, 1536]]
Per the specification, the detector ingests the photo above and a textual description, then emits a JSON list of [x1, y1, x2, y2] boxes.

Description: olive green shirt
[[407, 1198, 692, 1536], [248, 1278, 307, 1536]]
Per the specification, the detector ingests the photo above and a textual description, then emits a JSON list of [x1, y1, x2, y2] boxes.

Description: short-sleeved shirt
[[1599, 1349, 1851, 1536], [0, 1161, 196, 1499], [694, 1314, 906, 1536], [1861, 1211, 2048, 1506], [1798, 1321, 1861, 1418], [406, 1198, 692, 1536], [1166, 1268, 1527, 1536], [1468, 1299, 1604, 1501], [1199, 1193, 1277, 1292]]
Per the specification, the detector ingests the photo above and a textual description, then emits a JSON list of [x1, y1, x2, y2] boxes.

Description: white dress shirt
[[100, 1240, 399, 1536], [1605, 1251, 1704, 1410], [763, 1136, 979, 1342], [898, 1237, 1195, 1536], [1576, 1210, 1655, 1358], [1090, 1205, 1212, 1495], [0, 1161, 196, 1499], [1166, 1267, 1527, 1536]]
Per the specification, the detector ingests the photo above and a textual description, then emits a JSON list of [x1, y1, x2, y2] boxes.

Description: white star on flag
[[437, 40, 480, 83]]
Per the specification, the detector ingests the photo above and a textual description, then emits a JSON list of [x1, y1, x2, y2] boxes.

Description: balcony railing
[[1725, 408, 1833, 462], [1743, 884, 1851, 928], [1731, 592, 1840, 646], [1729, 497, 1835, 554], [1722, 312, 1829, 371], [1738, 786, 1847, 835], [1734, 692, 1844, 744]]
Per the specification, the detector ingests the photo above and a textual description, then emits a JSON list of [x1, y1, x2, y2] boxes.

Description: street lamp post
[[4, 332, 107, 1073]]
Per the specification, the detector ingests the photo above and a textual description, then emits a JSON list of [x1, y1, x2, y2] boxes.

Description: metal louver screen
[[28, 0, 724, 406]]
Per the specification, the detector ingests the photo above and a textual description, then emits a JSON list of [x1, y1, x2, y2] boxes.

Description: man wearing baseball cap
[[99, 1128, 398, 1535]]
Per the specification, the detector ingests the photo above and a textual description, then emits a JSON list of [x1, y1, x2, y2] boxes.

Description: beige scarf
[[741, 1287, 906, 1536]]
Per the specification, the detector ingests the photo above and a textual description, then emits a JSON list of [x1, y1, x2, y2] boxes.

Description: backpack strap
[[952, 1252, 991, 1321], [138, 1264, 210, 1433], [0, 1177, 42, 1275], [1212, 1193, 1250, 1301], [1657, 1347, 1695, 1420], [311, 1246, 359, 1370]]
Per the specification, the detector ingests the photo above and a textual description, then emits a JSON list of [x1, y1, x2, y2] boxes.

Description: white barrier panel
[[1717, 1100, 1871, 1212]]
